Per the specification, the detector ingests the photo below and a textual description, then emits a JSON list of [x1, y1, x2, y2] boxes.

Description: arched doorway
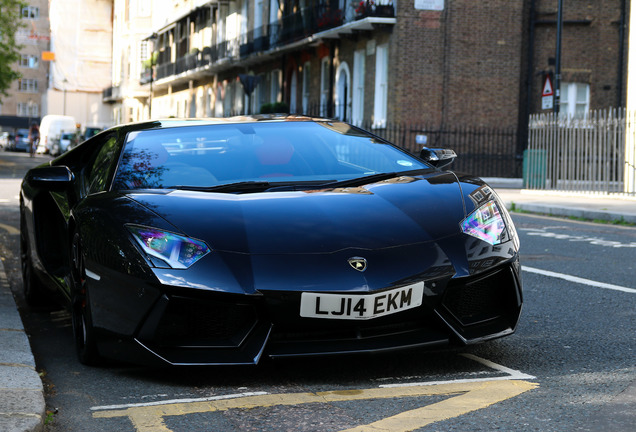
[[335, 62, 352, 122]]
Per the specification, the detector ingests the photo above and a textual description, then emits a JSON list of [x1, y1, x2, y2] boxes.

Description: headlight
[[460, 201, 508, 245], [126, 225, 210, 269]]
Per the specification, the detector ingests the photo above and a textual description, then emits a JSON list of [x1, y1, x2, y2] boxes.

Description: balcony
[[143, 2, 395, 86], [140, 68, 152, 85], [102, 85, 120, 103]]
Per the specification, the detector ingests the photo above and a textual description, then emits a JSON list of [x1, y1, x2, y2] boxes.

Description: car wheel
[[71, 232, 100, 365], [20, 219, 50, 308]]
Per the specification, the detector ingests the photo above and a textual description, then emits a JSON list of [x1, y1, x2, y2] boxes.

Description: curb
[[0, 259, 45, 432], [510, 202, 636, 224]]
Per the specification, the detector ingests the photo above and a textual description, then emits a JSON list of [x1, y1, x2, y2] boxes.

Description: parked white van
[[38, 115, 77, 156]]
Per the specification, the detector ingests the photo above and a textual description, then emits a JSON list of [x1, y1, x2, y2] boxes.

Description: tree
[[0, 0, 26, 102]]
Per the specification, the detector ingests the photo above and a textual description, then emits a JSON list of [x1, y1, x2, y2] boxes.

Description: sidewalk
[[0, 181, 635, 431], [0, 259, 45, 432], [495, 188, 636, 224]]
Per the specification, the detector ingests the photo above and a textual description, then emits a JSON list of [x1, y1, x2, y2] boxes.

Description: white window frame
[[17, 102, 39, 117], [18, 78, 38, 93], [335, 62, 352, 122], [373, 43, 388, 129], [20, 54, 39, 69], [21, 6, 39, 19], [559, 82, 590, 119], [352, 49, 365, 126]]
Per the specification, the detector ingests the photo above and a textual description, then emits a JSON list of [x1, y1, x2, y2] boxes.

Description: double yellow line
[[93, 379, 538, 432]]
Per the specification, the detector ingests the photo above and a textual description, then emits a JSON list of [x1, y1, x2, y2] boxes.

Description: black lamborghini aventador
[[20, 115, 522, 366]]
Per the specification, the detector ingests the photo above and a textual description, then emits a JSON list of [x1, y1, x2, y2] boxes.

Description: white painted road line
[[379, 354, 535, 388], [90, 391, 269, 411], [523, 266, 636, 294]]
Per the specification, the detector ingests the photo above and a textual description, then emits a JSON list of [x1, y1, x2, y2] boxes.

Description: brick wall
[[388, 0, 527, 128], [531, 0, 627, 113]]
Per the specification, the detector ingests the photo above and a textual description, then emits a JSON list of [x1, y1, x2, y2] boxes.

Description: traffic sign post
[[542, 75, 554, 110]]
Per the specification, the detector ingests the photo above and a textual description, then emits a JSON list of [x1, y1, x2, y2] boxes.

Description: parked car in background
[[14, 129, 31, 152], [83, 126, 103, 141], [38, 115, 77, 155], [20, 115, 522, 366], [3, 133, 16, 151], [0, 132, 9, 150], [58, 132, 77, 154]]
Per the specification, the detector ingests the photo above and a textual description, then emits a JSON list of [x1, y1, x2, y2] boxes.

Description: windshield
[[112, 121, 429, 191]]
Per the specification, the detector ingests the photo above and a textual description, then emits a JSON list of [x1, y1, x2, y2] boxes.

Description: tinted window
[[113, 122, 428, 190], [86, 135, 120, 194]]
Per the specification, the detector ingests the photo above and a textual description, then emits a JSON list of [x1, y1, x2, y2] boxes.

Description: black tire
[[71, 232, 100, 365], [20, 219, 50, 308]]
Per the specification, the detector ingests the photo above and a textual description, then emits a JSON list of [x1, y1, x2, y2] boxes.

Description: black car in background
[[20, 116, 522, 366]]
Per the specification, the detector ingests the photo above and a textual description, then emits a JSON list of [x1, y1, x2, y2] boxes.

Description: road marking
[[338, 380, 537, 432], [92, 355, 537, 432], [93, 380, 537, 432], [522, 228, 636, 248], [90, 391, 269, 411], [0, 222, 19, 235], [381, 354, 535, 389], [523, 266, 636, 294]]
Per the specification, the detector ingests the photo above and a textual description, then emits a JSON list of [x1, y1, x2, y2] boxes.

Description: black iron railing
[[146, 3, 395, 83]]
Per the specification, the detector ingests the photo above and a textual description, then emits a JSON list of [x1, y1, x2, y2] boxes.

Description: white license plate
[[299, 282, 424, 320]]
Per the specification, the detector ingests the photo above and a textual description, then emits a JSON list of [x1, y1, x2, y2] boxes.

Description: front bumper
[[93, 257, 522, 366]]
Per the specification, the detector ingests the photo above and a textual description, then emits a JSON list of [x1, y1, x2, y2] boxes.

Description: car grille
[[153, 296, 258, 348], [270, 318, 427, 343], [442, 267, 517, 326]]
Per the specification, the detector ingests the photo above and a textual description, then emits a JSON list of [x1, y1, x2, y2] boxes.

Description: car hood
[[126, 171, 467, 255]]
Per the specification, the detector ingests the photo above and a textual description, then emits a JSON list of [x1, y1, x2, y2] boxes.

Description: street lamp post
[[554, 0, 563, 115], [148, 33, 158, 119], [63, 78, 68, 115]]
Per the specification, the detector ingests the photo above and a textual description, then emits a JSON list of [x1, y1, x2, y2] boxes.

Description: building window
[[335, 62, 351, 122], [289, 70, 297, 113], [21, 6, 39, 19], [560, 82, 590, 119], [302, 62, 311, 114], [18, 79, 38, 93], [270, 69, 281, 103], [352, 49, 365, 126], [17, 102, 39, 117], [373, 43, 388, 128], [20, 54, 39, 69], [320, 57, 330, 117]]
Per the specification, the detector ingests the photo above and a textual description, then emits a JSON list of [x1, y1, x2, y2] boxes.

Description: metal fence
[[359, 122, 521, 178], [217, 104, 523, 178], [526, 108, 635, 195]]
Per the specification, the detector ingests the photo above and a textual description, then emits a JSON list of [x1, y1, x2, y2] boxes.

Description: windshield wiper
[[169, 181, 273, 193], [318, 168, 431, 189], [166, 169, 431, 193]]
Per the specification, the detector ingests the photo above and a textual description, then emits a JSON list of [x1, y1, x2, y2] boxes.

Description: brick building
[[105, 0, 629, 168], [0, 0, 50, 132], [529, 0, 628, 118]]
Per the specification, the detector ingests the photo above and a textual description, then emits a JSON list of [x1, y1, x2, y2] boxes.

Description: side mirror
[[420, 147, 457, 169], [25, 166, 74, 190]]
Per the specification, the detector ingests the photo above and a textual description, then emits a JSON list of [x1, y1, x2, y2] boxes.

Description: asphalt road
[[0, 150, 634, 431]]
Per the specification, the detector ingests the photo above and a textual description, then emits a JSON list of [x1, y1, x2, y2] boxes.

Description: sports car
[[20, 115, 522, 366]]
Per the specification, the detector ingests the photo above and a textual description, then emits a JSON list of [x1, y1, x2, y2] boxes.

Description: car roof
[[114, 114, 332, 133]]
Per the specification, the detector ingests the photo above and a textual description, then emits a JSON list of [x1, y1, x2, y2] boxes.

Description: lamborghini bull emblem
[[348, 257, 367, 272]]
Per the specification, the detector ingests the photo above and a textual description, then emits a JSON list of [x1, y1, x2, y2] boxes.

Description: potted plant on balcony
[[354, 0, 373, 19]]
